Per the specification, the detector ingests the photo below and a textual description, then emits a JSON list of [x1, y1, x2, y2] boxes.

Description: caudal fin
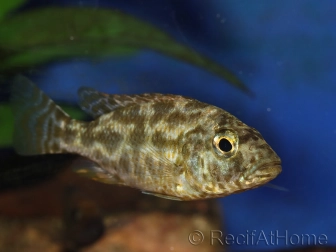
[[11, 76, 70, 155]]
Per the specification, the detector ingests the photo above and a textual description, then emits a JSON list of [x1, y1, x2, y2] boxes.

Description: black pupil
[[218, 138, 232, 152]]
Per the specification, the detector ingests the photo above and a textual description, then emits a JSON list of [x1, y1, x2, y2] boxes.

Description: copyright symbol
[[188, 230, 204, 245]]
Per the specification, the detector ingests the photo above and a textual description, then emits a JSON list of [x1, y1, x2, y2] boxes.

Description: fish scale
[[10, 76, 281, 200]]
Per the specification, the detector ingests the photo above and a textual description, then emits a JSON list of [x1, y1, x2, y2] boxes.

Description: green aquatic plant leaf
[[0, 0, 26, 22], [0, 7, 250, 93], [61, 105, 87, 120], [0, 104, 14, 148], [0, 103, 85, 147]]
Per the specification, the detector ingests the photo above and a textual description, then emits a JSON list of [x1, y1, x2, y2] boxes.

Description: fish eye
[[218, 138, 232, 152], [213, 130, 238, 157]]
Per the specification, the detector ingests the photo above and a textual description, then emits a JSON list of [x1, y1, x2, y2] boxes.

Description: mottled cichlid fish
[[11, 76, 281, 200]]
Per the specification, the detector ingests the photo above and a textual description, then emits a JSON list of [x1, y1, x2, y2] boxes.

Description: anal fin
[[142, 191, 182, 201]]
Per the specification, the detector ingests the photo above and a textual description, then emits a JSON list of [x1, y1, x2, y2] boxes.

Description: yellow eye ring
[[213, 130, 238, 157]]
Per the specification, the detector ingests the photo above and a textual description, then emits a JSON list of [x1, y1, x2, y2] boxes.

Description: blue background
[[21, 0, 336, 251]]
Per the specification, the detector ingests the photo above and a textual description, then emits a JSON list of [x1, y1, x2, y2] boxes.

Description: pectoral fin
[[69, 157, 122, 185]]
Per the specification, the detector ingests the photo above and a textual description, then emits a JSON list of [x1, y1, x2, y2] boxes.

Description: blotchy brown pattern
[[11, 76, 281, 200]]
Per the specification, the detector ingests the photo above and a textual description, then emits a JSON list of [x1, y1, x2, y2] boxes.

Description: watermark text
[[188, 230, 328, 246]]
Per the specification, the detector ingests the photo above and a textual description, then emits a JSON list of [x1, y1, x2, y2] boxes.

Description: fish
[[10, 76, 281, 201]]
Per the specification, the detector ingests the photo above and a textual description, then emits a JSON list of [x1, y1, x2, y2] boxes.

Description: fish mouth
[[243, 161, 282, 181], [258, 161, 282, 174]]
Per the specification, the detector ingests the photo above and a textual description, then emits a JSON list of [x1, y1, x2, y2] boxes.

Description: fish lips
[[242, 161, 282, 184]]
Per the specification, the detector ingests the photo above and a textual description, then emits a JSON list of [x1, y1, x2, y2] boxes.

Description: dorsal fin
[[77, 87, 120, 118], [78, 87, 188, 118]]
